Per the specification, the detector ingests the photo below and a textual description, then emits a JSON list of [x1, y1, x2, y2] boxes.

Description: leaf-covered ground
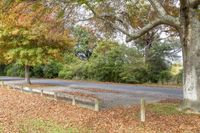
[[0, 87, 199, 133]]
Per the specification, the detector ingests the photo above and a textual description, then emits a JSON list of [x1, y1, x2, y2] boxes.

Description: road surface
[[0, 76, 183, 109]]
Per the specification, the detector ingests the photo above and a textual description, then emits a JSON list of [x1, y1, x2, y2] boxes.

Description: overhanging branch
[[84, 1, 180, 42], [147, 0, 180, 29], [126, 19, 162, 42]]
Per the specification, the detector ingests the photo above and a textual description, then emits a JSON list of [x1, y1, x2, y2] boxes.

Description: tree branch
[[84, 3, 134, 38], [147, 0, 180, 30], [147, 0, 167, 17], [84, 1, 180, 42], [126, 19, 162, 42]]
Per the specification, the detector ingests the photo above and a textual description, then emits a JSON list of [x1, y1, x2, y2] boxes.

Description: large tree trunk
[[180, 4, 200, 112], [25, 65, 31, 84]]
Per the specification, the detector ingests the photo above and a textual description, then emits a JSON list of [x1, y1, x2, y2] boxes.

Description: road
[[0, 76, 183, 108]]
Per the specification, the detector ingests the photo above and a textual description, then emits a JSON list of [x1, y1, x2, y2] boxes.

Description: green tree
[[73, 26, 96, 60]]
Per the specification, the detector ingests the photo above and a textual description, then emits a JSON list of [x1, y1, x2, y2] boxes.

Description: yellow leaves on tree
[[0, 0, 75, 66]]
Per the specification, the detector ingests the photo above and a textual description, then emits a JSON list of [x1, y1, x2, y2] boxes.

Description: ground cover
[[0, 87, 199, 133]]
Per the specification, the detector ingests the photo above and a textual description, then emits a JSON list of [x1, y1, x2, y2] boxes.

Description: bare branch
[[98, 15, 134, 38], [147, 0, 167, 17], [76, 17, 94, 22], [126, 19, 162, 42], [99, 13, 130, 29]]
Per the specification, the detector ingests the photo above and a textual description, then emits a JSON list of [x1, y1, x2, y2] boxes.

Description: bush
[[32, 65, 44, 78], [175, 69, 183, 85], [5, 64, 25, 77], [120, 67, 148, 84], [58, 66, 74, 79], [159, 70, 172, 84], [43, 62, 62, 78], [0, 64, 6, 76]]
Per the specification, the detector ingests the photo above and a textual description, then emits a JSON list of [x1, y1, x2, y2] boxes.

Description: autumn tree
[[0, 1, 74, 84]]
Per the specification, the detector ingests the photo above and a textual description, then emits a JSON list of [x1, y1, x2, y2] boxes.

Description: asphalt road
[[0, 76, 183, 108]]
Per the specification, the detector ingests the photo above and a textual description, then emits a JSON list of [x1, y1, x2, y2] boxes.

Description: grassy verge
[[147, 103, 183, 115], [0, 125, 4, 133], [18, 119, 66, 133], [18, 119, 92, 133]]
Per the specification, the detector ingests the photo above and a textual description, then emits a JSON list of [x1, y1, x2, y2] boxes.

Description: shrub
[[5, 64, 24, 77]]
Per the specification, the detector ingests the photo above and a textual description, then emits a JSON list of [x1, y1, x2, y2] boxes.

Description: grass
[[0, 124, 4, 133], [18, 119, 92, 133], [147, 103, 183, 115], [18, 119, 67, 133]]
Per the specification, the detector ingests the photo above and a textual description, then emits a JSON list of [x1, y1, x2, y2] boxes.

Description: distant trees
[[58, 40, 181, 84], [73, 26, 97, 60]]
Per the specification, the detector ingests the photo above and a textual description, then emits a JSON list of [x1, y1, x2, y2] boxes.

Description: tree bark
[[25, 65, 31, 84], [180, 4, 200, 112]]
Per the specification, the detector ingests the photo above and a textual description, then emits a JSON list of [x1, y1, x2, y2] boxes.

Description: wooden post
[[95, 99, 100, 111], [30, 88, 33, 93], [41, 90, 43, 96], [21, 85, 23, 92], [72, 96, 76, 105], [141, 99, 146, 122], [10, 85, 13, 89], [1, 81, 4, 87], [54, 92, 57, 101]]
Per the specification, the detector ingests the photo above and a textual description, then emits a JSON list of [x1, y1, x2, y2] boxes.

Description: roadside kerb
[[0, 81, 100, 111]]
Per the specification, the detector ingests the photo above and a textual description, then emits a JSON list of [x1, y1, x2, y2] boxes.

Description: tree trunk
[[144, 32, 155, 64], [25, 65, 31, 84], [180, 4, 200, 112]]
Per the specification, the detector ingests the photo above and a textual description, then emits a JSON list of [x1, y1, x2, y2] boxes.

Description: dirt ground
[[0, 87, 200, 133]]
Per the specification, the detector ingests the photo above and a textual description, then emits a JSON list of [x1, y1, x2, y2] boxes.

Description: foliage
[[159, 70, 172, 84], [0, 26, 74, 66], [5, 63, 24, 77], [57, 40, 181, 84], [58, 53, 84, 79], [0, 0, 74, 65], [43, 61, 62, 78], [32, 61, 62, 78], [174, 69, 183, 85], [146, 40, 179, 83], [0, 64, 6, 76], [73, 26, 96, 60]]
